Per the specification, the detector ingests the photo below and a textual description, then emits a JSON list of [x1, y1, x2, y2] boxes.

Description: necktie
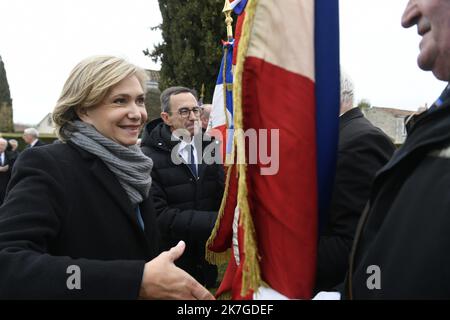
[[135, 206, 145, 230], [0, 154, 4, 166], [188, 145, 197, 177]]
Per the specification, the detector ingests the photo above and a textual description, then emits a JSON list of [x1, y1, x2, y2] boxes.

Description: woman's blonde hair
[[52, 55, 148, 140]]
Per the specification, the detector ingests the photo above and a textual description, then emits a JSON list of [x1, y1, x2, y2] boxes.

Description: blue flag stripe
[[315, 0, 341, 235]]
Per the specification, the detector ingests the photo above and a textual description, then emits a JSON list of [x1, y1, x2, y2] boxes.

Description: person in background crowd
[[315, 71, 395, 293], [200, 103, 212, 130], [0, 138, 16, 205], [7, 139, 19, 153], [22, 128, 45, 148]]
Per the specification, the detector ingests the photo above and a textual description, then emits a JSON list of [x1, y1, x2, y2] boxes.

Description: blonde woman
[[0, 56, 213, 300]]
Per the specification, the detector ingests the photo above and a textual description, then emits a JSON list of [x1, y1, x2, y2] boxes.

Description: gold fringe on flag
[[232, 0, 263, 297], [217, 291, 232, 300], [205, 165, 233, 265]]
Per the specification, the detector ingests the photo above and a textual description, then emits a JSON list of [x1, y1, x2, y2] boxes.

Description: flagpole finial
[[199, 83, 205, 105], [222, 0, 233, 40], [223, 0, 232, 12], [201, 83, 205, 96]]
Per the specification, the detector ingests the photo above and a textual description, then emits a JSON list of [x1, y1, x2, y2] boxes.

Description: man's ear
[[161, 112, 171, 125]]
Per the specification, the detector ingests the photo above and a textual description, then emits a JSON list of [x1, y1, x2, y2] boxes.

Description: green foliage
[[0, 56, 12, 106], [357, 99, 371, 110], [150, 0, 229, 103]]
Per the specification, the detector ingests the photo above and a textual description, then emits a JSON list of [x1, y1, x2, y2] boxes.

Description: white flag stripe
[[247, 0, 315, 81], [230, 0, 242, 10], [211, 83, 232, 129]]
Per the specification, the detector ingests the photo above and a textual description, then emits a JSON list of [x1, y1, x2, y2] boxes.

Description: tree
[[0, 55, 13, 132], [0, 55, 12, 106], [148, 0, 229, 104]]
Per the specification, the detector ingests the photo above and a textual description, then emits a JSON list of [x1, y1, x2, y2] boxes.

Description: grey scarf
[[64, 121, 153, 206]]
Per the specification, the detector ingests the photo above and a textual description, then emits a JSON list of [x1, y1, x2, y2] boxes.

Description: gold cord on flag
[[232, 0, 263, 297], [222, 0, 235, 166], [204, 0, 236, 268]]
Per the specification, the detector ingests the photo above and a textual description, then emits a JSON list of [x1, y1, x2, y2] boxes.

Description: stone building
[[145, 69, 160, 90], [362, 106, 415, 145], [35, 112, 55, 135]]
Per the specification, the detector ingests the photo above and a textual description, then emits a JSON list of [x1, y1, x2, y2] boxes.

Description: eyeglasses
[[173, 106, 202, 118]]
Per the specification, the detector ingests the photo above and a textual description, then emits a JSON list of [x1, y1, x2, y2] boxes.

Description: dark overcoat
[[0, 150, 16, 204], [347, 88, 450, 299], [141, 119, 224, 287], [0, 142, 159, 299], [316, 107, 395, 292]]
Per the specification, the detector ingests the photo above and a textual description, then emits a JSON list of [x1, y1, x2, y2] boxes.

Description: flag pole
[[205, 0, 237, 280], [221, 0, 233, 144], [223, 0, 234, 40], [199, 83, 205, 105]]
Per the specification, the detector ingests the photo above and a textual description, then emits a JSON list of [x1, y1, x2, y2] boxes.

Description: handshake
[[139, 241, 215, 300]]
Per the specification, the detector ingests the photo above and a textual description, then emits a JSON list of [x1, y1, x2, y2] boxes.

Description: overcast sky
[[0, 0, 447, 125]]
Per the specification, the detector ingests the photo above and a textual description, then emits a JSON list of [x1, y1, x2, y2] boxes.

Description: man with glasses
[[141, 86, 224, 289]]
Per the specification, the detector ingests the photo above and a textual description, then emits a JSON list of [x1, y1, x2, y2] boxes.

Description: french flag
[[230, 0, 247, 14], [210, 38, 235, 161], [207, 0, 340, 299], [210, 0, 248, 162]]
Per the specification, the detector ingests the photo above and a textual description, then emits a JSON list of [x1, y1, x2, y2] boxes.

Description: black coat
[[31, 139, 46, 147], [141, 119, 224, 287], [0, 151, 17, 204], [347, 86, 450, 299], [0, 142, 159, 299], [315, 108, 395, 292]]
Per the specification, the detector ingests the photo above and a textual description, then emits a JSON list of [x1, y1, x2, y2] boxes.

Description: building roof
[[367, 106, 415, 117], [145, 69, 160, 82], [36, 112, 52, 128]]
